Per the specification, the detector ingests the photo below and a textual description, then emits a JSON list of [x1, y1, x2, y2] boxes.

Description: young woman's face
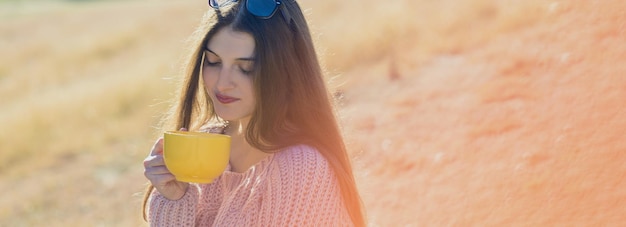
[[202, 27, 256, 122]]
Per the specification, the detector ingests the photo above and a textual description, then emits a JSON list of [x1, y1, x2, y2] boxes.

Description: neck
[[225, 117, 269, 172], [225, 118, 248, 141]]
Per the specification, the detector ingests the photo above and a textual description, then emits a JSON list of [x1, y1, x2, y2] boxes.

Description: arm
[[148, 180, 226, 226], [148, 185, 199, 227], [144, 137, 196, 227]]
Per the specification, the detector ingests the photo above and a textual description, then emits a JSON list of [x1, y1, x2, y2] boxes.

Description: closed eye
[[239, 67, 252, 74], [238, 61, 254, 75], [203, 50, 221, 66], [205, 60, 221, 66], [203, 48, 255, 75]]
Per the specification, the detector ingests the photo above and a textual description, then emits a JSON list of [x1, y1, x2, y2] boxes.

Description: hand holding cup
[[144, 128, 230, 200], [143, 130, 189, 201]]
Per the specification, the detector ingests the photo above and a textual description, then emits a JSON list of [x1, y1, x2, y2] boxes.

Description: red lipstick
[[215, 93, 239, 104]]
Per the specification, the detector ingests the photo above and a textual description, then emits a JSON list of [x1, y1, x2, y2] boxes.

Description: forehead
[[206, 27, 255, 58]]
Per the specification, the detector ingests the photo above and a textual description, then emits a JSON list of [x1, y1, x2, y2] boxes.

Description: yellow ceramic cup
[[163, 131, 230, 183]]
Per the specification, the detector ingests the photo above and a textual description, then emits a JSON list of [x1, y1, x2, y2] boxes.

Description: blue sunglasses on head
[[209, 0, 293, 23]]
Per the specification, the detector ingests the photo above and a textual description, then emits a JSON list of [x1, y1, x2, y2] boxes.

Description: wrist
[[163, 183, 189, 201]]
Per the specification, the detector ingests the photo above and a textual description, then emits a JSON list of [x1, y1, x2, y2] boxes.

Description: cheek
[[245, 83, 257, 106], [202, 69, 216, 87], [240, 78, 254, 96]]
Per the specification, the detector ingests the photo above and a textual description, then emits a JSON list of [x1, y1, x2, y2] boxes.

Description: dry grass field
[[1, 0, 625, 226]]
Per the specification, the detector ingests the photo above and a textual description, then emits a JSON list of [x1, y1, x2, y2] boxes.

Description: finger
[[180, 127, 188, 131], [143, 155, 165, 168], [150, 173, 177, 185], [146, 166, 171, 175], [158, 173, 177, 183], [150, 137, 164, 156]]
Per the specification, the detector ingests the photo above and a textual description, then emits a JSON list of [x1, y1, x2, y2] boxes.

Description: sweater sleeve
[[148, 184, 199, 227], [258, 145, 353, 226]]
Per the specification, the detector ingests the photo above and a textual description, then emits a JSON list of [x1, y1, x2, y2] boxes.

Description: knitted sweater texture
[[148, 145, 353, 226]]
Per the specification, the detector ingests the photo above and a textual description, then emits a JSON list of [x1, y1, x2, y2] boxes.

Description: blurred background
[[1, 0, 625, 226]]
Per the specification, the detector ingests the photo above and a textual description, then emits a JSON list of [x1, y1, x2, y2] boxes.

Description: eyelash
[[204, 59, 253, 75], [239, 68, 253, 75], [205, 60, 220, 66]]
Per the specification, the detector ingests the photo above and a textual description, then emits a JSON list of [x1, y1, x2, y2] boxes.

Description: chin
[[214, 110, 249, 122]]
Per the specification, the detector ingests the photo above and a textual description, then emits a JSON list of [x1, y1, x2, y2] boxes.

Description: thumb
[[150, 137, 164, 156]]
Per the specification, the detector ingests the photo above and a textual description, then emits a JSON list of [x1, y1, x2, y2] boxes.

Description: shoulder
[[274, 145, 330, 170], [270, 145, 335, 181], [268, 144, 340, 194], [259, 147, 350, 226]]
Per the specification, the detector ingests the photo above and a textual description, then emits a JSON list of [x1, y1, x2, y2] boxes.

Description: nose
[[215, 66, 235, 91]]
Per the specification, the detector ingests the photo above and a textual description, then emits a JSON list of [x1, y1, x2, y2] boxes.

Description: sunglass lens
[[209, 0, 234, 8], [247, 0, 277, 17]]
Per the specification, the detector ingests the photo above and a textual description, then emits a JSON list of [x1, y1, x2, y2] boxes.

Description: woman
[[142, 0, 365, 226]]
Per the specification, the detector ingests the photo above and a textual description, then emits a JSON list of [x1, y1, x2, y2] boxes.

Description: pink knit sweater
[[148, 145, 353, 226]]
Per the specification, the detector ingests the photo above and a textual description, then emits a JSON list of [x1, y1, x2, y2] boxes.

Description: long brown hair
[[142, 1, 365, 225]]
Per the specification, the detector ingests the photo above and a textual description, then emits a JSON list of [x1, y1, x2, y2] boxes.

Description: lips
[[215, 93, 240, 104]]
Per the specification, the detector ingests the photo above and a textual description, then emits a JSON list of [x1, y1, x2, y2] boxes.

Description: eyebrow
[[205, 48, 255, 61]]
